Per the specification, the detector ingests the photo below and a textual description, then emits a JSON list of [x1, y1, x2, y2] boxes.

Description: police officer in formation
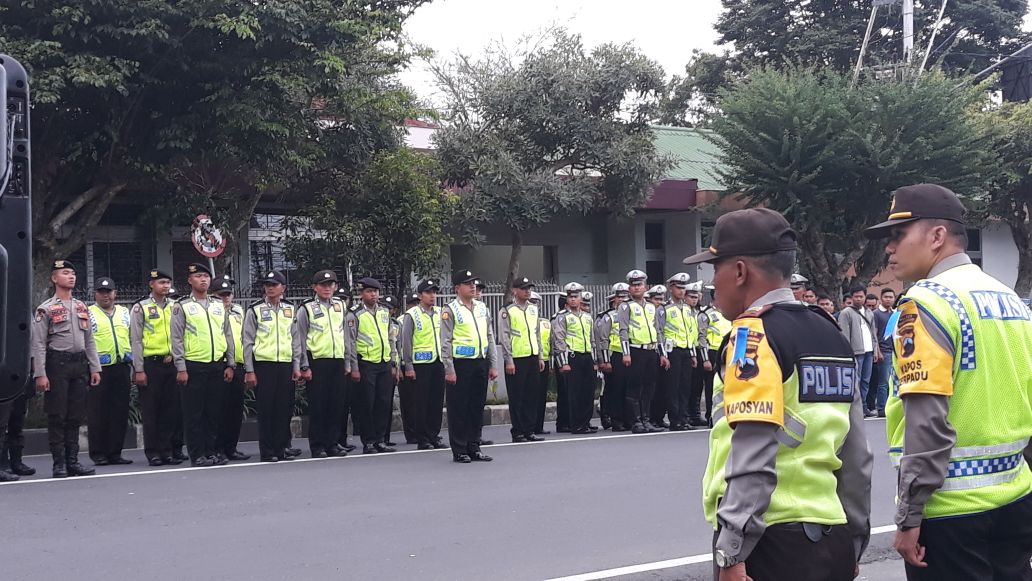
[[865, 184, 1032, 580], [243, 270, 299, 462], [291, 270, 348, 459], [498, 277, 545, 443], [552, 282, 598, 435], [694, 284, 729, 427], [171, 263, 236, 467], [617, 270, 669, 434], [214, 277, 250, 461], [345, 278, 397, 455], [440, 269, 496, 463], [594, 284, 629, 431], [400, 279, 448, 450], [398, 293, 421, 445], [30, 260, 102, 478], [657, 273, 700, 431], [86, 277, 134, 465], [685, 208, 873, 581], [131, 269, 185, 466]]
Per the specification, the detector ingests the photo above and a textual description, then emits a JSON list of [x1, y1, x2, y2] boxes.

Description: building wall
[[981, 222, 1019, 288]]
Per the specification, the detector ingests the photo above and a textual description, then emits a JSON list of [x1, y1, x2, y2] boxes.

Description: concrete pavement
[[2, 418, 907, 580]]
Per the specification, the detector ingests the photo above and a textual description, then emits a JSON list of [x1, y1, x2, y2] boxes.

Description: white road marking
[[546, 525, 899, 581]]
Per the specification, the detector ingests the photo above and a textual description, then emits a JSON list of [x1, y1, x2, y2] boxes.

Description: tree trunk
[[504, 228, 523, 304], [1009, 217, 1032, 298]]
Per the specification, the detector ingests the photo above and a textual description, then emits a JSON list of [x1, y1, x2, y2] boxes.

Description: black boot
[[66, 444, 95, 477], [51, 447, 67, 479], [0, 446, 18, 482], [8, 448, 36, 476]]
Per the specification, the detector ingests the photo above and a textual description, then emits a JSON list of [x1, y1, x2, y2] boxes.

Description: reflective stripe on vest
[[305, 299, 346, 360], [608, 314, 621, 353], [407, 305, 441, 364], [540, 320, 551, 360], [356, 307, 392, 363], [507, 303, 540, 358], [664, 303, 697, 349], [565, 311, 592, 353], [89, 304, 131, 366], [181, 298, 228, 363], [140, 298, 172, 357], [628, 301, 657, 345], [253, 303, 294, 363], [450, 299, 489, 359]]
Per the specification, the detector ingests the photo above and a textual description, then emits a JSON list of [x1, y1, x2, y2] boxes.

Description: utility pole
[[902, 0, 914, 63], [853, 4, 880, 83]]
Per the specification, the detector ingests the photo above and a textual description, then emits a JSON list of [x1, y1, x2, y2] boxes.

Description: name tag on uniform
[[455, 345, 476, 357], [798, 358, 855, 403], [414, 351, 434, 361], [312, 304, 324, 318], [186, 304, 199, 315], [147, 305, 160, 319], [283, 307, 293, 318], [77, 310, 89, 330], [99, 354, 112, 365], [50, 305, 69, 324], [332, 303, 342, 312], [261, 308, 272, 322]]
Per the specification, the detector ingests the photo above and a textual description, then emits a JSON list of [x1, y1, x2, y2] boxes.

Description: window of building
[[645, 222, 665, 250], [92, 242, 145, 285], [646, 260, 665, 285]]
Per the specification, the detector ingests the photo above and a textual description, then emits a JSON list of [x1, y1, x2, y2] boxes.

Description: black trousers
[[905, 493, 1032, 581], [566, 353, 596, 432], [383, 379, 398, 443], [43, 353, 89, 454], [603, 353, 627, 428], [4, 385, 31, 452], [140, 358, 179, 459], [650, 358, 668, 424], [87, 362, 131, 460], [338, 374, 356, 446], [713, 523, 854, 581], [411, 361, 445, 445], [355, 360, 394, 446], [660, 347, 693, 427], [446, 358, 488, 456], [533, 367, 551, 433], [555, 367, 569, 431], [217, 370, 246, 455], [182, 361, 225, 461], [625, 348, 658, 426], [253, 361, 294, 457], [690, 349, 718, 422], [307, 358, 345, 453], [398, 376, 418, 443], [506, 356, 539, 437]]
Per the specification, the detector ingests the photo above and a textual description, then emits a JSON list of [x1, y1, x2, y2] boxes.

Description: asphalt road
[[2, 418, 906, 580]]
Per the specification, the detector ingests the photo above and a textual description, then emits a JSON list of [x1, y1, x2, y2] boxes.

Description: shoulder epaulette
[[736, 304, 773, 319], [247, 300, 264, 311], [299, 297, 314, 307]]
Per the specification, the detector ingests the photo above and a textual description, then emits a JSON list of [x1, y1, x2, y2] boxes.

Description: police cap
[[865, 183, 967, 239], [683, 208, 797, 265]]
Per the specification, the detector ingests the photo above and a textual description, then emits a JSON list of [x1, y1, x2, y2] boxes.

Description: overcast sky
[[398, 0, 726, 103]]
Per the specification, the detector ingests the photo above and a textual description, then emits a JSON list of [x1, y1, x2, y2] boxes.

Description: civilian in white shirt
[[836, 286, 881, 417]]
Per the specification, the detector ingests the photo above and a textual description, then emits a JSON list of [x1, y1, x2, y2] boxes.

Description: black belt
[[571, 352, 592, 357], [144, 355, 171, 363], [45, 350, 86, 363], [630, 343, 657, 350]]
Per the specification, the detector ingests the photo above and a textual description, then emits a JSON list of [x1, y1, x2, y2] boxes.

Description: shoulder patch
[[132, 304, 142, 314], [442, 310, 450, 320], [893, 299, 955, 397], [722, 317, 784, 427], [172, 305, 182, 315]]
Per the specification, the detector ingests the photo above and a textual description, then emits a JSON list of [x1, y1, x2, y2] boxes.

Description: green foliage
[[283, 149, 459, 288], [658, 50, 739, 127], [709, 67, 991, 297], [433, 29, 670, 289], [973, 102, 1032, 295], [0, 0, 427, 288]]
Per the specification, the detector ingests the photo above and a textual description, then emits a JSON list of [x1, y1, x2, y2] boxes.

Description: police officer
[[171, 263, 236, 467], [551, 295, 570, 433], [552, 283, 597, 435], [694, 285, 731, 427], [531, 291, 552, 436], [292, 270, 348, 459], [214, 276, 250, 461], [790, 273, 809, 302], [658, 273, 699, 431], [865, 184, 1032, 580], [87, 277, 134, 465], [345, 277, 397, 455], [130, 269, 184, 466], [618, 270, 669, 434], [647, 284, 671, 428], [31, 260, 102, 478], [243, 270, 298, 463], [401, 279, 448, 450], [397, 293, 422, 446], [684, 281, 710, 427], [684, 208, 873, 581], [441, 269, 497, 463], [498, 276, 545, 443], [595, 284, 630, 431]]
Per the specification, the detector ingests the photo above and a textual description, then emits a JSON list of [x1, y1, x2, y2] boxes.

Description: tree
[[0, 0, 427, 299], [708, 67, 991, 299], [283, 148, 460, 293], [666, 0, 1029, 125], [432, 29, 670, 295], [975, 101, 1032, 297]]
